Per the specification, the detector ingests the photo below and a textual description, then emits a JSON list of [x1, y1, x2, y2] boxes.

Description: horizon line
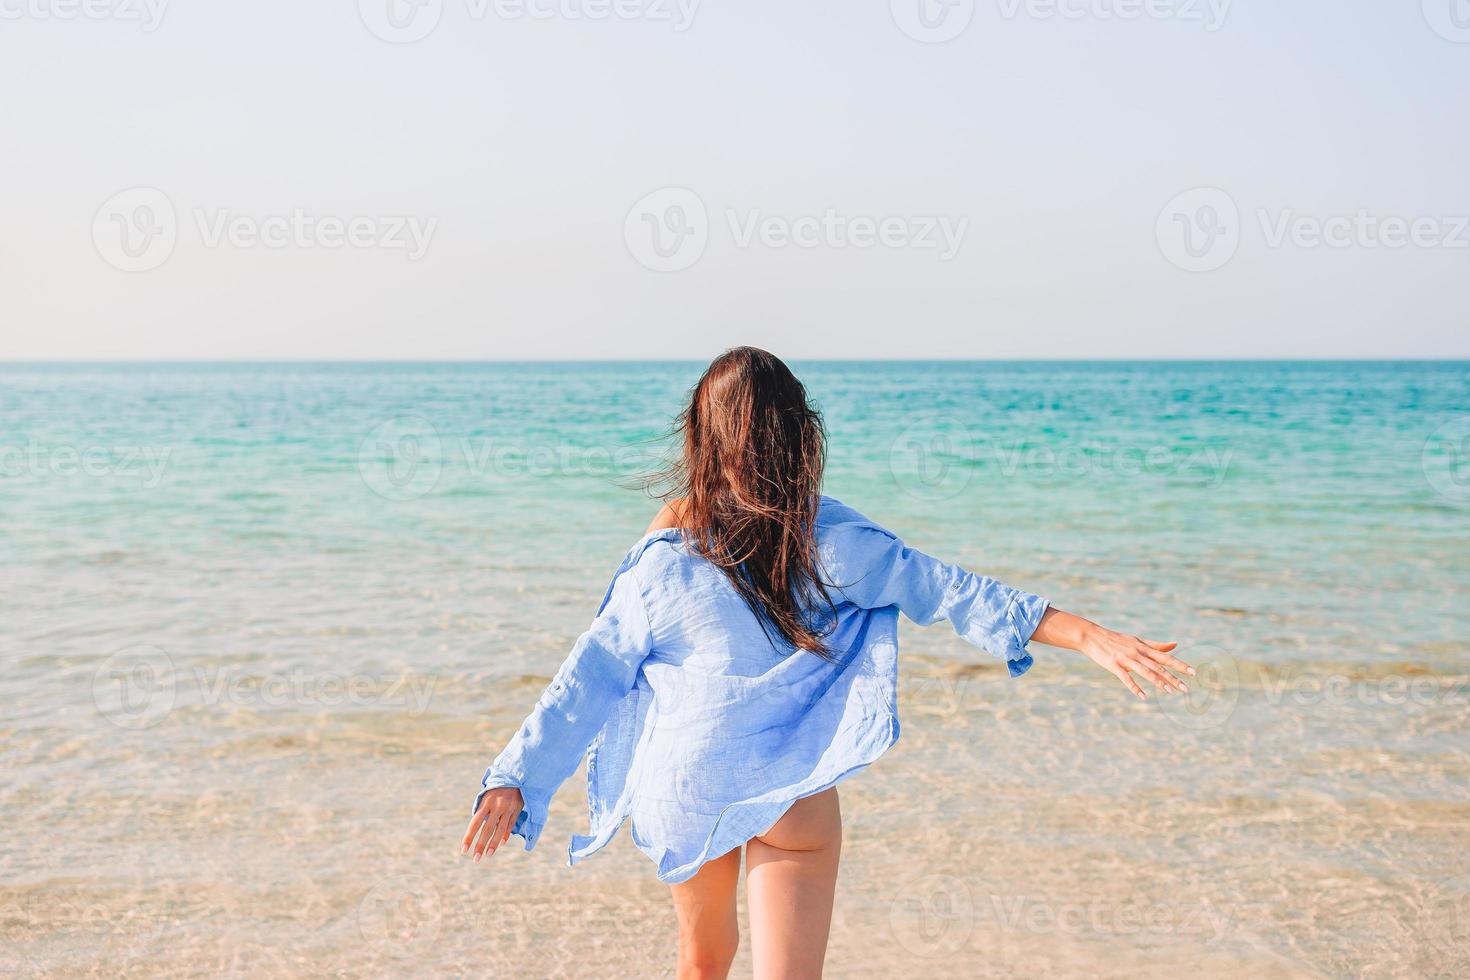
[[3, 356, 1469, 365]]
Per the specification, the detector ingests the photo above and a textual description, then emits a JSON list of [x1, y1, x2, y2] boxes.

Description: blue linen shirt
[[474, 497, 1050, 884]]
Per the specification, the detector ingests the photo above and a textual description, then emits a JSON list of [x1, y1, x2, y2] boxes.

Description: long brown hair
[[660, 347, 833, 655]]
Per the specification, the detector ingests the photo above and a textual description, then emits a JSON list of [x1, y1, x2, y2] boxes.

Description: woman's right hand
[[461, 787, 524, 863]]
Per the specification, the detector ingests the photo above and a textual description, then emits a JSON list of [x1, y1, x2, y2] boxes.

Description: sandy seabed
[[6, 640, 1468, 979]]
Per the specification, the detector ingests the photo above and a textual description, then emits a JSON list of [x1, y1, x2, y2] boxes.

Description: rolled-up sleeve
[[826, 523, 1049, 677], [473, 561, 654, 850]]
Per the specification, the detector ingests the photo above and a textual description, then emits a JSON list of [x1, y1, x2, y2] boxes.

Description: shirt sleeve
[[472, 558, 655, 851], [825, 522, 1050, 677]]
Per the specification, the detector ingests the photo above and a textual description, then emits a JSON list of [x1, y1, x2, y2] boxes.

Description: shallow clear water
[[2, 361, 1468, 977]]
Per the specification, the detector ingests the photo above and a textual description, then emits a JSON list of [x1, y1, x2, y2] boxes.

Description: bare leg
[[745, 787, 842, 979], [668, 844, 742, 980]]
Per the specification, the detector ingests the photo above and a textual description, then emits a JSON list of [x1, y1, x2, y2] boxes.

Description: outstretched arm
[[1030, 607, 1192, 700], [825, 520, 1193, 696], [461, 560, 654, 863], [825, 522, 1049, 675]]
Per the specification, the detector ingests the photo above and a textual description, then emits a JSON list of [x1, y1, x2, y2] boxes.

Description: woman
[[461, 347, 1192, 978]]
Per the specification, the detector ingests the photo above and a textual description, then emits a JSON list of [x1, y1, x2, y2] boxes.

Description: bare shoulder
[[645, 498, 689, 533]]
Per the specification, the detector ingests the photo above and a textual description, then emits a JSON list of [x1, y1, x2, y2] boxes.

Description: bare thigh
[[745, 787, 842, 979], [667, 844, 741, 980]]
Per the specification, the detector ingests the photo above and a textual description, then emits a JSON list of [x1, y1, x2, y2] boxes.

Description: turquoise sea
[[3, 361, 1469, 977]]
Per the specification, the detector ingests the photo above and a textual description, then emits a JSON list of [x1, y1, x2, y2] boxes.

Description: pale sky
[[2, 0, 1467, 359]]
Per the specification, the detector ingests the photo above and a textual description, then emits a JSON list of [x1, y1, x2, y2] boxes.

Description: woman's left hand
[[1078, 627, 1193, 700]]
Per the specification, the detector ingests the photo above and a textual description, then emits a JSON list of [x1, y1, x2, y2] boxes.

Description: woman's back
[[478, 494, 1050, 883]]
